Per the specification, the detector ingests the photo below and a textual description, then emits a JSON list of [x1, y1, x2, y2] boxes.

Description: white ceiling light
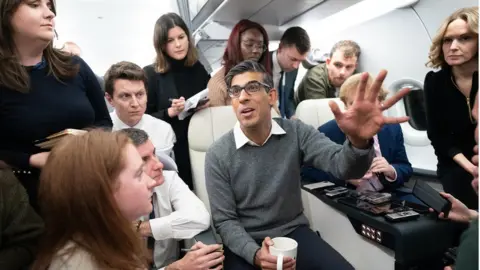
[[313, 0, 420, 35]]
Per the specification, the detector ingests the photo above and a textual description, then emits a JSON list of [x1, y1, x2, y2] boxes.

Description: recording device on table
[[412, 180, 451, 218], [304, 181, 424, 222]]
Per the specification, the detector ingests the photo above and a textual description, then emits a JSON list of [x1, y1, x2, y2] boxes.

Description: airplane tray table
[[302, 186, 462, 269]]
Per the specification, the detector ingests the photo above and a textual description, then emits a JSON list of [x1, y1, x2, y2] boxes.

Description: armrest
[[193, 226, 220, 245]]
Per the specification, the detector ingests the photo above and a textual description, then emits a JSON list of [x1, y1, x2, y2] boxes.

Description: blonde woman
[[424, 7, 478, 209]]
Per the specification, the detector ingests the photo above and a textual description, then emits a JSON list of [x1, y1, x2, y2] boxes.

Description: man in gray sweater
[[205, 60, 409, 270]]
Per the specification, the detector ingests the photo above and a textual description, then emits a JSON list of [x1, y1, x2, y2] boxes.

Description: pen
[[181, 248, 195, 252], [168, 98, 174, 102]]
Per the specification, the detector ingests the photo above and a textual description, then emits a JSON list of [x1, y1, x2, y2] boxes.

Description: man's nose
[[153, 155, 164, 170], [238, 89, 250, 103], [131, 97, 140, 107]]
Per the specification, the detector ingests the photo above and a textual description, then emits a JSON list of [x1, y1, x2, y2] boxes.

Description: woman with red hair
[[208, 19, 272, 106]]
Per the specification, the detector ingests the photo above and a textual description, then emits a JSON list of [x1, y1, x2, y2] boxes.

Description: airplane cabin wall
[[55, 0, 179, 76], [283, 0, 477, 174]]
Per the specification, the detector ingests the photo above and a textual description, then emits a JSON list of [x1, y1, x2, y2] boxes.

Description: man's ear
[[105, 92, 114, 106], [268, 88, 278, 106], [326, 58, 331, 65]]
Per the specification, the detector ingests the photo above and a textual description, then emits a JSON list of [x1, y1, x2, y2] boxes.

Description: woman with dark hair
[[424, 7, 479, 209], [32, 130, 158, 269], [208, 19, 272, 106], [0, 0, 112, 212], [144, 12, 210, 190]]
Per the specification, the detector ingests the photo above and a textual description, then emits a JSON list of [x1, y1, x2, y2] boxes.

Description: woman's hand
[[29, 152, 50, 168], [168, 97, 186, 117], [429, 192, 478, 223]]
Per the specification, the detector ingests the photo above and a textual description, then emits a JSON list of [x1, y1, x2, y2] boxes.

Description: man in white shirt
[[105, 61, 176, 158], [120, 128, 223, 270], [270, 27, 311, 119]]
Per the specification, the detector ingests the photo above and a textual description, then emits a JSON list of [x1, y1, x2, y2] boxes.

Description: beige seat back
[[188, 106, 280, 212], [295, 98, 344, 129], [188, 106, 317, 227]]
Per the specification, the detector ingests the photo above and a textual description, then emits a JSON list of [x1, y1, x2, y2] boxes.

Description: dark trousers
[[439, 165, 478, 210], [224, 226, 354, 270]]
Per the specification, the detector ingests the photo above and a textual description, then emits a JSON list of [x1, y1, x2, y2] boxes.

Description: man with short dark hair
[[296, 40, 361, 104], [205, 60, 409, 269], [271, 26, 311, 119], [106, 62, 176, 158], [120, 128, 221, 270]]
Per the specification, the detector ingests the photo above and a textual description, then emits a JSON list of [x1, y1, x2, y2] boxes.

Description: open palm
[[329, 70, 411, 142]]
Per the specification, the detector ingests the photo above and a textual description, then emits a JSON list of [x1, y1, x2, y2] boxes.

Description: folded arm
[[144, 172, 210, 240]]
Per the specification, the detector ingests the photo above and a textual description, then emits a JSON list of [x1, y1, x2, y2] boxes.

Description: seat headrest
[[156, 152, 178, 172], [302, 49, 329, 69], [188, 106, 237, 152], [295, 98, 344, 129], [188, 106, 280, 152]]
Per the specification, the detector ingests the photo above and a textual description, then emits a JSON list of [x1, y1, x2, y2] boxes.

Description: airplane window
[[403, 87, 427, 131]]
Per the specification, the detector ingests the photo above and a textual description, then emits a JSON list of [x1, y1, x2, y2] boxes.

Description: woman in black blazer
[[144, 13, 210, 190], [424, 7, 478, 209]]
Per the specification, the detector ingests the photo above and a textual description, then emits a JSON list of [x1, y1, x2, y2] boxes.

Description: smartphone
[[303, 181, 335, 191], [364, 193, 392, 205], [324, 186, 347, 193], [326, 189, 349, 198], [413, 180, 451, 218]]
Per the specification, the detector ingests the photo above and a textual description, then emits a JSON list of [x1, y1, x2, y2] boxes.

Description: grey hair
[[118, 128, 149, 146], [225, 60, 274, 89]]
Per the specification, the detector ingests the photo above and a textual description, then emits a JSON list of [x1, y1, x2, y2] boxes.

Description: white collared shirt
[[110, 111, 176, 158], [272, 51, 284, 91], [233, 119, 286, 149], [151, 171, 211, 269]]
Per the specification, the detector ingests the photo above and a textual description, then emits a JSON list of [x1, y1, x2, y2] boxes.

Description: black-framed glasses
[[241, 41, 267, 53], [227, 80, 272, 98]]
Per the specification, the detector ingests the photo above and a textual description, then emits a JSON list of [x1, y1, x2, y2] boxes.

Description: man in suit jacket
[[271, 27, 310, 119], [302, 73, 413, 190]]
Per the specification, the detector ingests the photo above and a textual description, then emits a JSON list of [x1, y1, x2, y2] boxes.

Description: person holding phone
[[144, 13, 210, 190], [432, 91, 478, 270]]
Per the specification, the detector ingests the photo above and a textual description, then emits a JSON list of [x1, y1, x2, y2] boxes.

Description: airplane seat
[[295, 98, 344, 129], [187, 106, 314, 226]]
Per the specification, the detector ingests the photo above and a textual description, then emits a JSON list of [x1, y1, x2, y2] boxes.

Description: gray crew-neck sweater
[[205, 118, 374, 265]]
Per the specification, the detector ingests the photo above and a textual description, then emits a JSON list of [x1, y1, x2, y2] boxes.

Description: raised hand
[[328, 70, 410, 148]]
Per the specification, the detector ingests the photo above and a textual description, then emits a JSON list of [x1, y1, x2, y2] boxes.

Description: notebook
[[35, 129, 87, 149]]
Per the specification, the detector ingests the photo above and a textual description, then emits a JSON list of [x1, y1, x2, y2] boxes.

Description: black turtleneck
[[143, 57, 210, 189]]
